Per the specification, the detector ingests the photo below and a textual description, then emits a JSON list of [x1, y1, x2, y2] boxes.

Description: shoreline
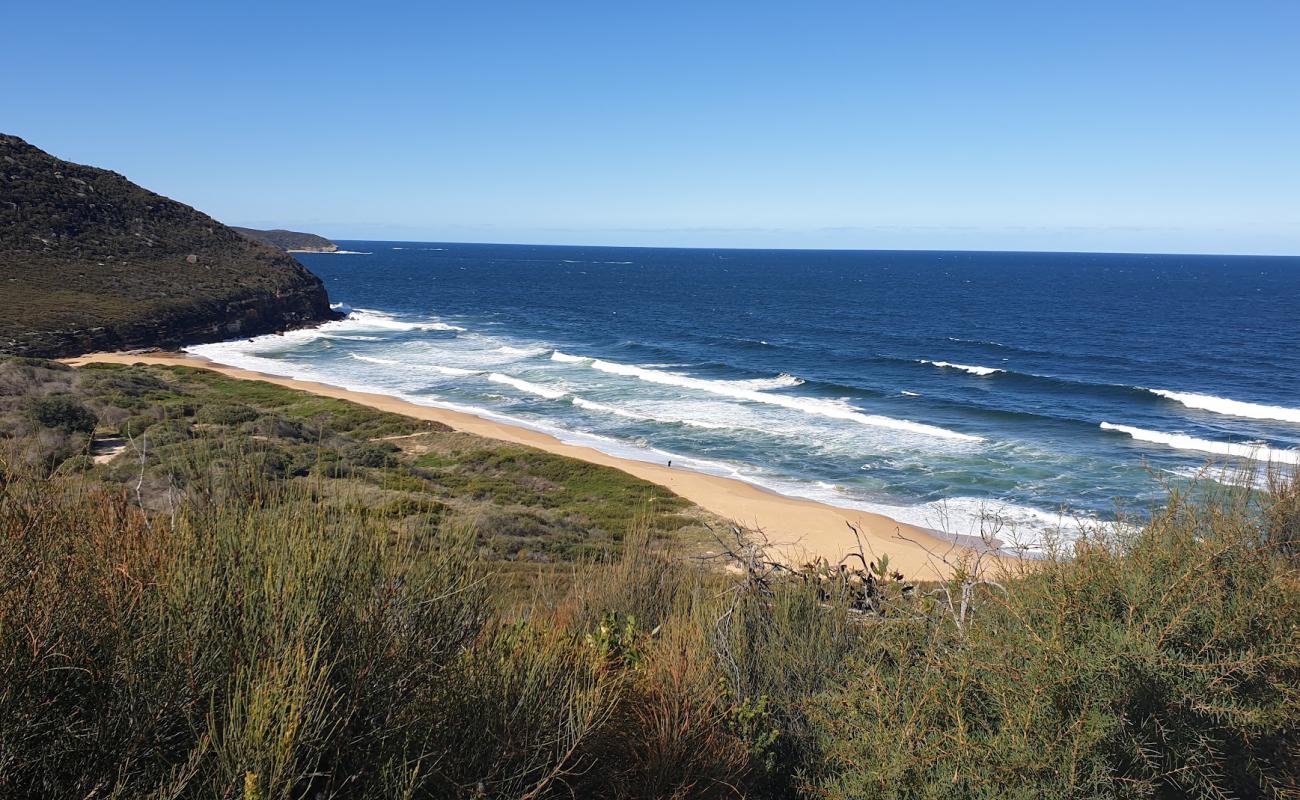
[[65, 351, 995, 577]]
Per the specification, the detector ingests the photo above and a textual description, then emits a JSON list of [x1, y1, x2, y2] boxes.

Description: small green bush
[[27, 394, 97, 434], [343, 440, 400, 468], [117, 414, 155, 438], [195, 402, 259, 426]]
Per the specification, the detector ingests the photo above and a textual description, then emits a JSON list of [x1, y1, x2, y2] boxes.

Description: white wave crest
[[550, 350, 589, 363], [1149, 389, 1300, 424], [1166, 465, 1276, 491], [570, 397, 731, 430], [486, 373, 566, 399], [349, 353, 476, 377], [1100, 423, 1300, 465], [571, 397, 643, 420], [900, 390, 920, 397], [720, 372, 805, 391], [495, 345, 545, 357], [343, 310, 465, 332], [568, 356, 978, 441], [754, 478, 1108, 553], [920, 359, 1005, 376]]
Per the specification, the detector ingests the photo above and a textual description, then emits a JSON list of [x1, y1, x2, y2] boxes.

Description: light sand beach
[[66, 351, 990, 577]]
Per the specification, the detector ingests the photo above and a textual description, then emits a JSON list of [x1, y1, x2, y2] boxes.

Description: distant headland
[[232, 226, 339, 253], [0, 134, 339, 358]]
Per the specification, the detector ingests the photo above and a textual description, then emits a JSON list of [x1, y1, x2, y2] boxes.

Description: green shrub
[[344, 440, 400, 468], [26, 394, 97, 434], [798, 488, 1300, 800], [195, 402, 259, 426], [117, 413, 155, 438]]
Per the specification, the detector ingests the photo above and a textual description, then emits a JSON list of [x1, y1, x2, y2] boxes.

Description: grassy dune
[[1, 357, 1297, 798]]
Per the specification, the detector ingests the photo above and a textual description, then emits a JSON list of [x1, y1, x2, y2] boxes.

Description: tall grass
[[800, 472, 1300, 799], [0, 464, 622, 798], [2, 441, 1297, 797]]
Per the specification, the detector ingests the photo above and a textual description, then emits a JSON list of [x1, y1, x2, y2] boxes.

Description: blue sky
[[5, 1, 1298, 254]]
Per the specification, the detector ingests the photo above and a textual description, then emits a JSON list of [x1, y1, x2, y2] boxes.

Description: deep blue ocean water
[[190, 243, 1300, 547]]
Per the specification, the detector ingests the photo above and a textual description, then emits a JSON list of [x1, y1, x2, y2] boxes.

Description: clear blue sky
[[6, 1, 1298, 254]]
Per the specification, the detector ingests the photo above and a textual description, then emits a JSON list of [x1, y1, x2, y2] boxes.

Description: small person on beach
[[668, 460, 672, 468]]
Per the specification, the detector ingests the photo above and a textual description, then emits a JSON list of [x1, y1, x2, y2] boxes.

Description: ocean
[[188, 243, 1300, 548]]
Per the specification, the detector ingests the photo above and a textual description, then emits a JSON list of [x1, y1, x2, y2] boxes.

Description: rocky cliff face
[[0, 134, 340, 358]]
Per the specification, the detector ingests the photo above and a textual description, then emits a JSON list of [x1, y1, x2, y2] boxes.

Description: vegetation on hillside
[[0, 134, 337, 357], [1, 357, 1297, 798], [0, 358, 705, 562], [232, 227, 339, 252]]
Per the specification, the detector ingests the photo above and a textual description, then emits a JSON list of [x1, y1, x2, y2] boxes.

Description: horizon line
[[305, 236, 1300, 260]]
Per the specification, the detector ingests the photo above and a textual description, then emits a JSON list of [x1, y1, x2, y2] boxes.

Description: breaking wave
[[486, 373, 566, 399], [919, 359, 1005, 377], [1100, 423, 1300, 465], [717, 372, 805, 390], [570, 397, 729, 429], [345, 309, 465, 332], [348, 353, 476, 376], [553, 352, 980, 441], [1148, 389, 1300, 424]]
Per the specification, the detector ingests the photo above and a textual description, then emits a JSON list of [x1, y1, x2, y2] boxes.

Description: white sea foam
[[900, 390, 920, 397], [920, 359, 1005, 376], [1166, 465, 1276, 491], [349, 353, 476, 377], [342, 310, 465, 332], [744, 476, 1106, 554], [550, 351, 589, 363], [571, 397, 643, 420], [550, 352, 979, 441], [1149, 389, 1300, 424], [570, 397, 734, 430], [1100, 422, 1300, 465], [495, 345, 547, 357], [486, 373, 566, 399], [718, 372, 805, 390]]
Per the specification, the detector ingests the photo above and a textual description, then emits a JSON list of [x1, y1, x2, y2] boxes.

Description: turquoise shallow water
[[189, 242, 1300, 548]]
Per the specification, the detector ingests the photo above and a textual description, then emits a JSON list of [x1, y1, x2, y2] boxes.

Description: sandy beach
[[65, 351, 987, 577]]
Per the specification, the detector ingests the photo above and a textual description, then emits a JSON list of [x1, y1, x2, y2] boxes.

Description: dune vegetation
[[1, 356, 1296, 799]]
